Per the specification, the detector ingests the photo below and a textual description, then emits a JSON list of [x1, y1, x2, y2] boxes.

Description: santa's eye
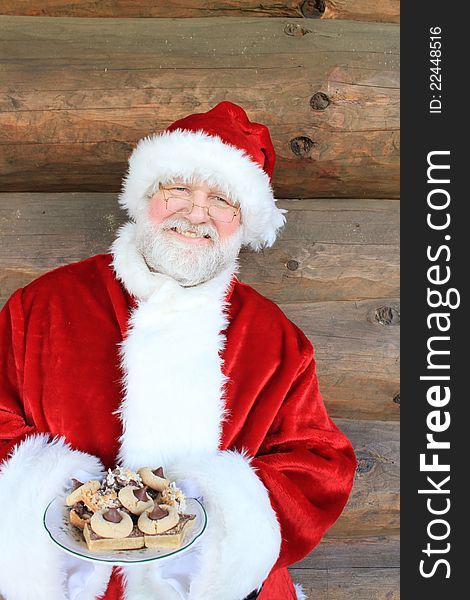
[[210, 196, 231, 207]]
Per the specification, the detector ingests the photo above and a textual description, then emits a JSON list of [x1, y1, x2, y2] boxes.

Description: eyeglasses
[[159, 184, 241, 224]]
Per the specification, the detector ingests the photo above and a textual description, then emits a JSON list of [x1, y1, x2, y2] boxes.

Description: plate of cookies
[[43, 466, 207, 565]]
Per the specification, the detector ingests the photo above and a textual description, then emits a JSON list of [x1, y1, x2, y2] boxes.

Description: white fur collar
[[111, 221, 237, 470], [111, 221, 160, 301]]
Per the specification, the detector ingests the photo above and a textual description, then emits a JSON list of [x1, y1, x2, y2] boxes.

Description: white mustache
[[160, 215, 219, 241]]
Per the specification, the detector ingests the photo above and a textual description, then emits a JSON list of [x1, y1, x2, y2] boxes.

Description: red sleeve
[[252, 340, 357, 569], [0, 289, 38, 464]]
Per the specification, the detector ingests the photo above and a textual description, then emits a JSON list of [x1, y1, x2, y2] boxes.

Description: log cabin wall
[[0, 2, 400, 599]]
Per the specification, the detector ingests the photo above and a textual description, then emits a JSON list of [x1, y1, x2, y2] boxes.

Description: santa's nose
[[185, 192, 211, 224]]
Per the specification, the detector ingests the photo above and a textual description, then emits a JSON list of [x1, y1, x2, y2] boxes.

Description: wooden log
[[0, 1, 400, 23], [290, 535, 400, 599], [248, 197, 399, 303], [294, 535, 399, 569], [0, 194, 400, 305], [0, 16, 400, 198], [328, 419, 399, 538], [281, 299, 399, 420], [289, 568, 399, 600], [247, 240, 399, 303]]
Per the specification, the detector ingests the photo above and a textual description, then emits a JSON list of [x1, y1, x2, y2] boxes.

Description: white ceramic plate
[[43, 497, 207, 565]]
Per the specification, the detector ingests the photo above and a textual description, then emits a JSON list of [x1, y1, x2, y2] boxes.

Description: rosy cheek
[[216, 217, 241, 240], [148, 197, 167, 225]]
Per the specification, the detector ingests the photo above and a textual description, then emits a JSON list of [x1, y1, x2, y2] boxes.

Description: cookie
[[137, 504, 179, 535], [83, 523, 144, 551], [104, 467, 142, 490], [81, 488, 119, 513], [160, 482, 186, 511], [65, 479, 100, 507], [118, 485, 154, 515], [138, 467, 169, 492], [69, 502, 93, 530], [90, 508, 134, 539], [143, 515, 195, 549]]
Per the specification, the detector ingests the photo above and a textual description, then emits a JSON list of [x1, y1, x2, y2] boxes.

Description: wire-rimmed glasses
[[159, 183, 240, 223]]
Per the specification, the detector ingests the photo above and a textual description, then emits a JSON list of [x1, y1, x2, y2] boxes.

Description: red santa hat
[[119, 101, 286, 250]]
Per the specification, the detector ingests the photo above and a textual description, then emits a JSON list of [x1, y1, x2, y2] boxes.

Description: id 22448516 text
[[429, 27, 443, 114]]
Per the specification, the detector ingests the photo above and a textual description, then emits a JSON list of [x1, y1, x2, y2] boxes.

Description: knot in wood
[[393, 393, 400, 405], [290, 136, 315, 157], [283, 22, 312, 37], [374, 305, 400, 326], [355, 451, 375, 475], [300, 0, 325, 19], [310, 92, 330, 111], [286, 259, 299, 271]]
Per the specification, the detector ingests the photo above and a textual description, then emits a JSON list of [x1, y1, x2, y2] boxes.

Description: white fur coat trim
[[119, 128, 286, 250], [0, 434, 112, 600], [168, 451, 281, 600], [113, 222, 235, 468], [111, 221, 165, 302]]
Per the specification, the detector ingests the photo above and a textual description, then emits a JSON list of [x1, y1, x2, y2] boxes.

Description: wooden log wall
[[0, 16, 399, 198], [0, 5, 400, 599], [0, 1, 400, 23]]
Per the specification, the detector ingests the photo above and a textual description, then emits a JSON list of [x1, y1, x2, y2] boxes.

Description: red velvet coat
[[0, 254, 356, 600]]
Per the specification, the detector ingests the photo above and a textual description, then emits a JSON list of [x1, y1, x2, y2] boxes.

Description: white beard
[[134, 214, 242, 287]]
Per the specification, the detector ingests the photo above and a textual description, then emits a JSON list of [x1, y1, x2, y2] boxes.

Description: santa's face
[[134, 180, 242, 286], [147, 180, 241, 241]]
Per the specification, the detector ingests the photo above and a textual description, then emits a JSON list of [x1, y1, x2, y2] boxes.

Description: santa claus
[[0, 102, 356, 600]]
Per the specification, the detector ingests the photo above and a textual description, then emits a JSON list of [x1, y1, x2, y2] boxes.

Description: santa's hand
[[0, 435, 111, 600], [171, 451, 281, 600]]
